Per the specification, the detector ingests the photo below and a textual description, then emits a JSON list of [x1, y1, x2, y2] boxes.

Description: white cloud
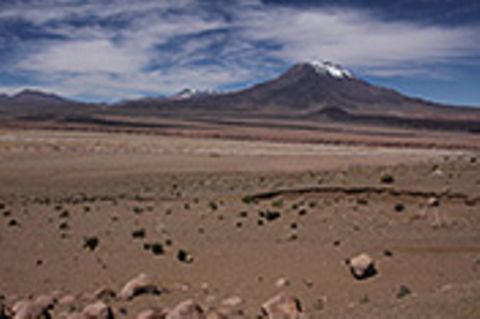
[[237, 7, 480, 67], [19, 39, 148, 74]]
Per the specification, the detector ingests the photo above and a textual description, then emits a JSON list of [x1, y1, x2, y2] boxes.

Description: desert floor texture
[[0, 129, 479, 318]]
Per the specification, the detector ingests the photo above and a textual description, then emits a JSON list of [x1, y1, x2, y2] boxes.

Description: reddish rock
[[82, 301, 113, 319], [347, 253, 377, 280], [120, 274, 159, 301], [261, 294, 302, 319]]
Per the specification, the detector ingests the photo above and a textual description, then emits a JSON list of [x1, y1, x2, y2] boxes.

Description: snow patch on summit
[[310, 61, 353, 79]]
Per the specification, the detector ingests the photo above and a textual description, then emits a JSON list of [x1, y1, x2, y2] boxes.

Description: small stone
[[394, 203, 405, 213], [166, 300, 205, 319], [380, 174, 395, 184], [427, 197, 440, 207], [383, 250, 393, 257], [83, 237, 99, 251], [275, 277, 290, 288], [177, 250, 193, 264], [312, 297, 326, 311], [396, 285, 412, 299], [220, 296, 243, 308], [151, 243, 164, 256], [132, 229, 146, 239], [200, 283, 209, 293], [260, 211, 281, 222], [8, 219, 19, 227], [346, 253, 377, 280], [120, 273, 160, 301]]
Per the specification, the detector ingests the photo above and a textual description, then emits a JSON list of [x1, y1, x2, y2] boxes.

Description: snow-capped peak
[[171, 88, 220, 100], [309, 60, 353, 79]]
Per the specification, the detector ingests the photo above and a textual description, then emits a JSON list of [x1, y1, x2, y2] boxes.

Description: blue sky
[[0, 0, 479, 106]]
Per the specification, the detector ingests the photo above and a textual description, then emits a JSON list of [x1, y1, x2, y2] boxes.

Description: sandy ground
[[0, 129, 479, 318]]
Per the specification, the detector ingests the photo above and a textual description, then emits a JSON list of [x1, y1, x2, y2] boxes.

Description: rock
[[275, 278, 290, 288], [346, 253, 377, 280], [83, 237, 99, 251], [166, 300, 205, 319], [58, 295, 76, 306], [12, 300, 50, 319], [34, 295, 56, 310], [261, 294, 302, 319], [120, 273, 160, 301], [82, 301, 113, 319], [427, 197, 440, 207], [220, 296, 243, 308], [136, 309, 167, 319], [92, 287, 116, 302], [177, 250, 194, 264], [218, 296, 244, 318], [200, 283, 209, 293], [396, 285, 412, 299], [65, 313, 88, 319]]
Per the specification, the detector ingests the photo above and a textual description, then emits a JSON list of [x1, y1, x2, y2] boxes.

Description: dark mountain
[[119, 61, 480, 121]]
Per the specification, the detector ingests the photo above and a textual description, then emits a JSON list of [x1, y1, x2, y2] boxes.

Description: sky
[[0, 0, 479, 106]]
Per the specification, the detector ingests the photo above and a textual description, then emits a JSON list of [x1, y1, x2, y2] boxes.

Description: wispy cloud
[[0, 0, 479, 101]]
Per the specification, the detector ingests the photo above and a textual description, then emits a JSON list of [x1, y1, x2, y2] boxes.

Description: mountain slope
[[120, 61, 479, 121]]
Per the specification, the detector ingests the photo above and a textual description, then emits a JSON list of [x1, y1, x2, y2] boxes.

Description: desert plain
[[0, 128, 479, 318]]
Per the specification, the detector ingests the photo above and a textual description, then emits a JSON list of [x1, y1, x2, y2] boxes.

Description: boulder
[[347, 253, 377, 280], [12, 300, 51, 319], [261, 294, 302, 319], [166, 300, 205, 319], [119, 274, 159, 301], [82, 301, 113, 319]]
